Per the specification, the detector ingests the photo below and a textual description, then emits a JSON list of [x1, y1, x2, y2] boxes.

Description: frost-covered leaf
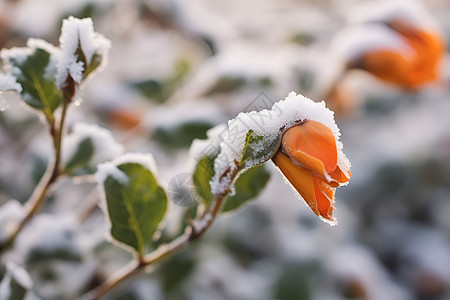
[[0, 262, 32, 300], [96, 154, 167, 257], [4, 46, 61, 117], [62, 123, 124, 175], [239, 130, 281, 167], [222, 165, 271, 212]]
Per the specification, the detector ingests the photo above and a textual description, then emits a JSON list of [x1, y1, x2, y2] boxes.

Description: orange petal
[[282, 120, 338, 175], [272, 150, 319, 217], [329, 165, 351, 185], [313, 176, 336, 221]]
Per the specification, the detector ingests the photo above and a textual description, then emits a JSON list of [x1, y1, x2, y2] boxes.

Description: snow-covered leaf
[[97, 154, 168, 257], [5, 47, 61, 117]]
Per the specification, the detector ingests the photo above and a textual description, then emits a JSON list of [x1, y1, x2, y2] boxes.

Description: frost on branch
[[55, 16, 111, 89]]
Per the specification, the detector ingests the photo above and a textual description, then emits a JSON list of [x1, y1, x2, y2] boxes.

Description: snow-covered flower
[[210, 92, 351, 224], [272, 120, 350, 223]]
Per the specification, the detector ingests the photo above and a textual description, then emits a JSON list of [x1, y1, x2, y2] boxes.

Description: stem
[[81, 173, 235, 300], [0, 101, 69, 253]]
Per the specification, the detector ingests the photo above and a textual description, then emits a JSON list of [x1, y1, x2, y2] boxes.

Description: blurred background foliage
[[0, 0, 450, 299]]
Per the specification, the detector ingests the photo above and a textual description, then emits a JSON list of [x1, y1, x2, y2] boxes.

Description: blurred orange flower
[[272, 120, 350, 222], [355, 19, 445, 89]]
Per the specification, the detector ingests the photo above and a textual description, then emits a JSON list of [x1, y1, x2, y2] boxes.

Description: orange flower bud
[[272, 120, 350, 222]]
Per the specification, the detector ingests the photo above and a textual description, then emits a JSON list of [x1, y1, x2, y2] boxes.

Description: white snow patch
[[15, 214, 82, 260], [331, 24, 414, 63], [6, 261, 33, 289], [95, 161, 128, 186], [326, 244, 412, 300], [55, 16, 111, 88], [62, 122, 124, 168], [0, 261, 32, 299], [0, 200, 24, 242], [211, 91, 351, 195], [0, 74, 22, 93], [189, 124, 227, 162], [144, 101, 225, 130]]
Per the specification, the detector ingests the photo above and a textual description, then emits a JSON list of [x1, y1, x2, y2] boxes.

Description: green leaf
[[102, 163, 168, 257], [153, 122, 213, 149], [239, 130, 281, 167], [63, 138, 95, 175], [222, 164, 270, 212], [10, 48, 62, 118], [192, 155, 215, 208]]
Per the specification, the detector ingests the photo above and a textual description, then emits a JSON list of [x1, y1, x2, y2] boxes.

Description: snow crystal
[[0, 74, 22, 93], [62, 122, 124, 168], [210, 91, 351, 195], [331, 24, 414, 63], [55, 16, 111, 88]]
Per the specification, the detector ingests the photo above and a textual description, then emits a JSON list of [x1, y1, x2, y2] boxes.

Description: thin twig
[[0, 101, 69, 253]]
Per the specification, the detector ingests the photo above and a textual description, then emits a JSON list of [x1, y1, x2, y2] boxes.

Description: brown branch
[[80, 175, 236, 300]]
